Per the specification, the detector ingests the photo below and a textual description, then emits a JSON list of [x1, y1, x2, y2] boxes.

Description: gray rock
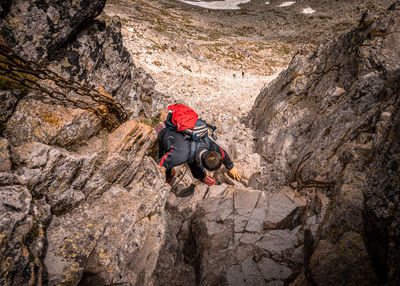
[[250, 2, 400, 285], [264, 192, 298, 230], [0, 138, 11, 172], [256, 230, 298, 255], [249, 1, 400, 193], [227, 265, 246, 286], [258, 257, 292, 281], [241, 258, 264, 285], [12, 142, 96, 213], [0, 90, 20, 129], [0, 0, 106, 61], [309, 233, 380, 285], [290, 245, 304, 265], [234, 188, 260, 232]]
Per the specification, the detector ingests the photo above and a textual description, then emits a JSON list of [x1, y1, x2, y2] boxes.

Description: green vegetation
[[143, 116, 160, 127]]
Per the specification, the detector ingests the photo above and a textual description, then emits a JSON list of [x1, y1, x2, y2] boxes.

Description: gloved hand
[[228, 166, 241, 181], [202, 175, 216, 186]]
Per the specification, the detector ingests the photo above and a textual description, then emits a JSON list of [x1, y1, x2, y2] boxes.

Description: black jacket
[[157, 128, 234, 171]]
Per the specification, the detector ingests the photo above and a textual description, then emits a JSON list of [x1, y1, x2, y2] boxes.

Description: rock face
[[0, 0, 106, 62], [154, 182, 320, 286], [1, 120, 169, 286], [249, 1, 400, 285], [1, 0, 163, 149], [0, 1, 169, 285]]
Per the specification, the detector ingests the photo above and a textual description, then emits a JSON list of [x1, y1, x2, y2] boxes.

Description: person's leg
[[165, 168, 175, 184], [188, 161, 206, 181]]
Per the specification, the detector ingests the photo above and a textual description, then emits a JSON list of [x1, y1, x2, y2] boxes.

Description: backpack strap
[[188, 140, 199, 163]]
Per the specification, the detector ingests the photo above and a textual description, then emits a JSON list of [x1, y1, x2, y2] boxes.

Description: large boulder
[[249, 1, 400, 285], [0, 120, 169, 285]]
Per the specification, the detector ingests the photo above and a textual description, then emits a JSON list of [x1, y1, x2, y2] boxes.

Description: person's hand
[[228, 166, 241, 181]]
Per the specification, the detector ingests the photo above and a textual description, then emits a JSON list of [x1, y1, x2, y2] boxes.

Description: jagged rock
[[45, 181, 167, 286], [250, 1, 400, 285], [12, 141, 97, 214], [0, 90, 21, 131], [5, 96, 102, 147], [309, 233, 380, 285], [0, 137, 11, 172], [250, 1, 400, 192], [158, 186, 306, 286], [1, 0, 171, 285], [1, 118, 168, 285], [2, 4, 164, 149], [47, 16, 141, 113], [263, 192, 299, 230], [0, 185, 51, 286], [256, 230, 298, 256], [0, 0, 106, 61], [259, 257, 292, 282], [363, 102, 400, 284], [84, 120, 157, 198]]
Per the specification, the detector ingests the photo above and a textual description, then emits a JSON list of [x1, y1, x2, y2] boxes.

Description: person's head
[[202, 151, 222, 171]]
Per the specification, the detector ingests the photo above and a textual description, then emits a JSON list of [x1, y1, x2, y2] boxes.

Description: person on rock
[[156, 105, 241, 186]]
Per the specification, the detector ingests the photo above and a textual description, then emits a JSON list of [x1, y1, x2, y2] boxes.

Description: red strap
[[219, 147, 225, 160], [159, 146, 173, 167]]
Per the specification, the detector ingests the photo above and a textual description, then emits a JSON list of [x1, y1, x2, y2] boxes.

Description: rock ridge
[[249, 1, 400, 284]]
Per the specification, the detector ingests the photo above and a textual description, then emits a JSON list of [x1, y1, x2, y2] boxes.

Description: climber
[[156, 105, 240, 186]]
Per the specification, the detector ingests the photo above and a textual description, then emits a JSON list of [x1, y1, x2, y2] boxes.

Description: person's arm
[[209, 140, 241, 180]]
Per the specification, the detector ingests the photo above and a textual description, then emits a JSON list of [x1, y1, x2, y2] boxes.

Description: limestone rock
[[0, 0, 106, 61], [309, 233, 380, 285], [5, 96, 102, 147], [0, 137, 11, 172], [155, 185, 306, 286], [249, 2, 400, 285], [250, 1, 400, 192]]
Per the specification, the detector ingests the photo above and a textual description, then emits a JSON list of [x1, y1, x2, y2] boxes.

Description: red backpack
[[165, 104, 216, 141]]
